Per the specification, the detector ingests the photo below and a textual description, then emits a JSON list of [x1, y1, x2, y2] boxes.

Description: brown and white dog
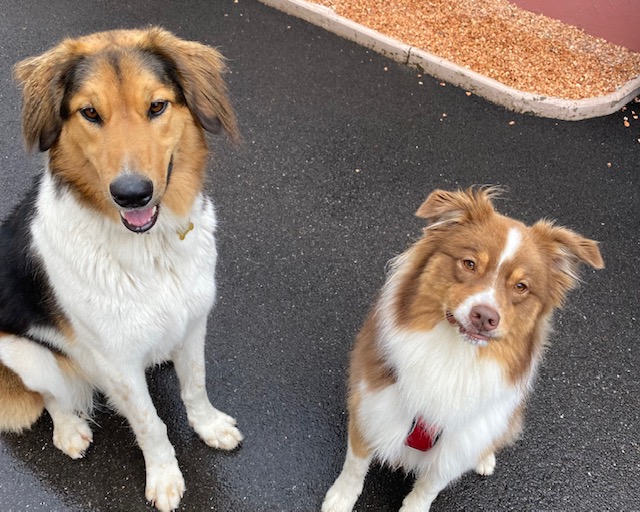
[[322, 188, 604, 511], [0, 28, 241, 511]]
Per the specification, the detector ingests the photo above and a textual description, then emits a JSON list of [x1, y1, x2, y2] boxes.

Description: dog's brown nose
[[110, 174, 153, 208], [470, 305, 500, 331]]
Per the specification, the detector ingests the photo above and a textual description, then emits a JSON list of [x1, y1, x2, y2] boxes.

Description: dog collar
[[177, 221, 194, 240], [405, 417, 442, 451]]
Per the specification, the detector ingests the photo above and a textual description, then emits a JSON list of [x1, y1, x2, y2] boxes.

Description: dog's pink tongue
[[123, 208, 155, 227]]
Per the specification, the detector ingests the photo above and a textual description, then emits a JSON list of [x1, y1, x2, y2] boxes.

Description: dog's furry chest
[[30, 174, 217, 360], [358, 321, 524, 471], [382, 322, 519, 425]]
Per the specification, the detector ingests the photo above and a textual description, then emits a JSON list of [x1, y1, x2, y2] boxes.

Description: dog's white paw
[[321, 484, 358, 512], [475, 452, 497, 476], [191, 410, 243, 450], [52, 414, 93, 459], [399, 490, 436, 512], [145, 460, 185, 512]]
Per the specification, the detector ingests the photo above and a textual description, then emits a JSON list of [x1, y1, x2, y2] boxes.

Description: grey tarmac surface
[[0, 1, 638, 511]]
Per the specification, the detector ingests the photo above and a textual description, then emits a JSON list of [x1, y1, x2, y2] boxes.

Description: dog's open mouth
[[445, 311, 490, 347], [120, 205, 159, 233]]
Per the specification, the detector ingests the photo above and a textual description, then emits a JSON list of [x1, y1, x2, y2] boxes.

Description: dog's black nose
[[110, 175, 153, 208]]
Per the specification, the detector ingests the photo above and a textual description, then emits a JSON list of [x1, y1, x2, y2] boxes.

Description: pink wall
[[510, 0, 640, 52]]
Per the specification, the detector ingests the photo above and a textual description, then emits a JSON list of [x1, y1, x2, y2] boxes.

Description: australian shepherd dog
[[0, 28, 242, 511], [322, 188, 604, 511]]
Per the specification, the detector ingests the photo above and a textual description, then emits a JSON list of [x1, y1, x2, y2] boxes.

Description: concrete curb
[[259, 0, 640, 120]]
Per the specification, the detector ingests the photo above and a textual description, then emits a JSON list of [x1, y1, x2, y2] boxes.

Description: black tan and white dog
[[0, 28, 241, 511], [322, 188, 604, 511]]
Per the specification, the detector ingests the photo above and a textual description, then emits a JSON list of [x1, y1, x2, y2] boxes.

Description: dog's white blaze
[[453, 228, 521, 336], [498, 227, 522, 268]]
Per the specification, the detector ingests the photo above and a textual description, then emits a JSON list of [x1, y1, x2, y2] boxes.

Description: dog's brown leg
[[322, 412, 372, 512]]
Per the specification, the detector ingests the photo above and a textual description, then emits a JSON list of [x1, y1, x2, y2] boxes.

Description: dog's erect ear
[[416, 186, 502, 226], [13, 44, 79, 152], [144, 28, 239, 142], [531, 220, 604, 305]]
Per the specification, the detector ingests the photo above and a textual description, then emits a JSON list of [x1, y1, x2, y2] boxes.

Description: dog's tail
[[0, 362, 44, 433]]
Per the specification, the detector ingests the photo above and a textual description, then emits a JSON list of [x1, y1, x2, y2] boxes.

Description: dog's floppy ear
[[144, 28, 239, 142], [13, 44, 79, 152], [416, 186, 501, 226], [531, 220, 604, 305]]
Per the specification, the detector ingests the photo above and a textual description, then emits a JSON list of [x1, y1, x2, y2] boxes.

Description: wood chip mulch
[[310, 0, 640, 100]]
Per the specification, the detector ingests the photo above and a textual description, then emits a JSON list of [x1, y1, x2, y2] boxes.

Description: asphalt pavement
[[0, 1, 638, 511]]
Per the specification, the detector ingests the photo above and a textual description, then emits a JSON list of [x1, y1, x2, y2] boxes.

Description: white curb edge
[[259, 0, 640, 120]]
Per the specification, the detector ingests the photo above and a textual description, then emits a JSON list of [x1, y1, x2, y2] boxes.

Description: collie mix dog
[[0, 28, 241, 511], [323, 188, 604, 511]]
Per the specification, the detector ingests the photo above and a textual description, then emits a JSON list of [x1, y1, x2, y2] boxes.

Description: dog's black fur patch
[[0, 176, 62, 346]]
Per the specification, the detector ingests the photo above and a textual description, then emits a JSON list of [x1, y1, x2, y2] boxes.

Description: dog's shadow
[[356, 465, 414, 511]]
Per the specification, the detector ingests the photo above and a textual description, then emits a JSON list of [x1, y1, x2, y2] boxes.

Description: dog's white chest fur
[[30, 172, 217, 365], [384, 322, 512, 421], [358, 315, 523, 474]]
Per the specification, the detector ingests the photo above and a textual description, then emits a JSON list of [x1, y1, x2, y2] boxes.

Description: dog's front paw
[[191, 410, 243, 451], [322, 484, 358, 512], [399, 492, 435, 512], [145, 460, 185, 512], [475, 452, 496, 476], [52, 413, 93, 459]]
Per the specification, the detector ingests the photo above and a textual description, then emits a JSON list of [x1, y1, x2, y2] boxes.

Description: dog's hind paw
[[191, 410, 244, 451], [145, 460, 185, 512], [52, 413, 93, 459]]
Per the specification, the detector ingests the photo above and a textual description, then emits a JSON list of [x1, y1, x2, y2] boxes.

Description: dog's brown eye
[[462, 260, 476, 271], [149, 101, 168, 117], [80, 107, 101, 123], [515, 282, 528, 293]]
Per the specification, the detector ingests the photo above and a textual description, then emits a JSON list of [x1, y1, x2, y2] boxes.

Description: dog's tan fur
[[323, 189, 604, 512], [2, 28, 239, 435], [0, 356, 44, 433], [393, 189, 603, 385], [1, 28, 241, 510], [14, 28, 238, 220]]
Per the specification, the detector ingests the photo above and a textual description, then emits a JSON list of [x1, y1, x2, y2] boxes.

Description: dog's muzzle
[[110, 174, 159, 233]]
